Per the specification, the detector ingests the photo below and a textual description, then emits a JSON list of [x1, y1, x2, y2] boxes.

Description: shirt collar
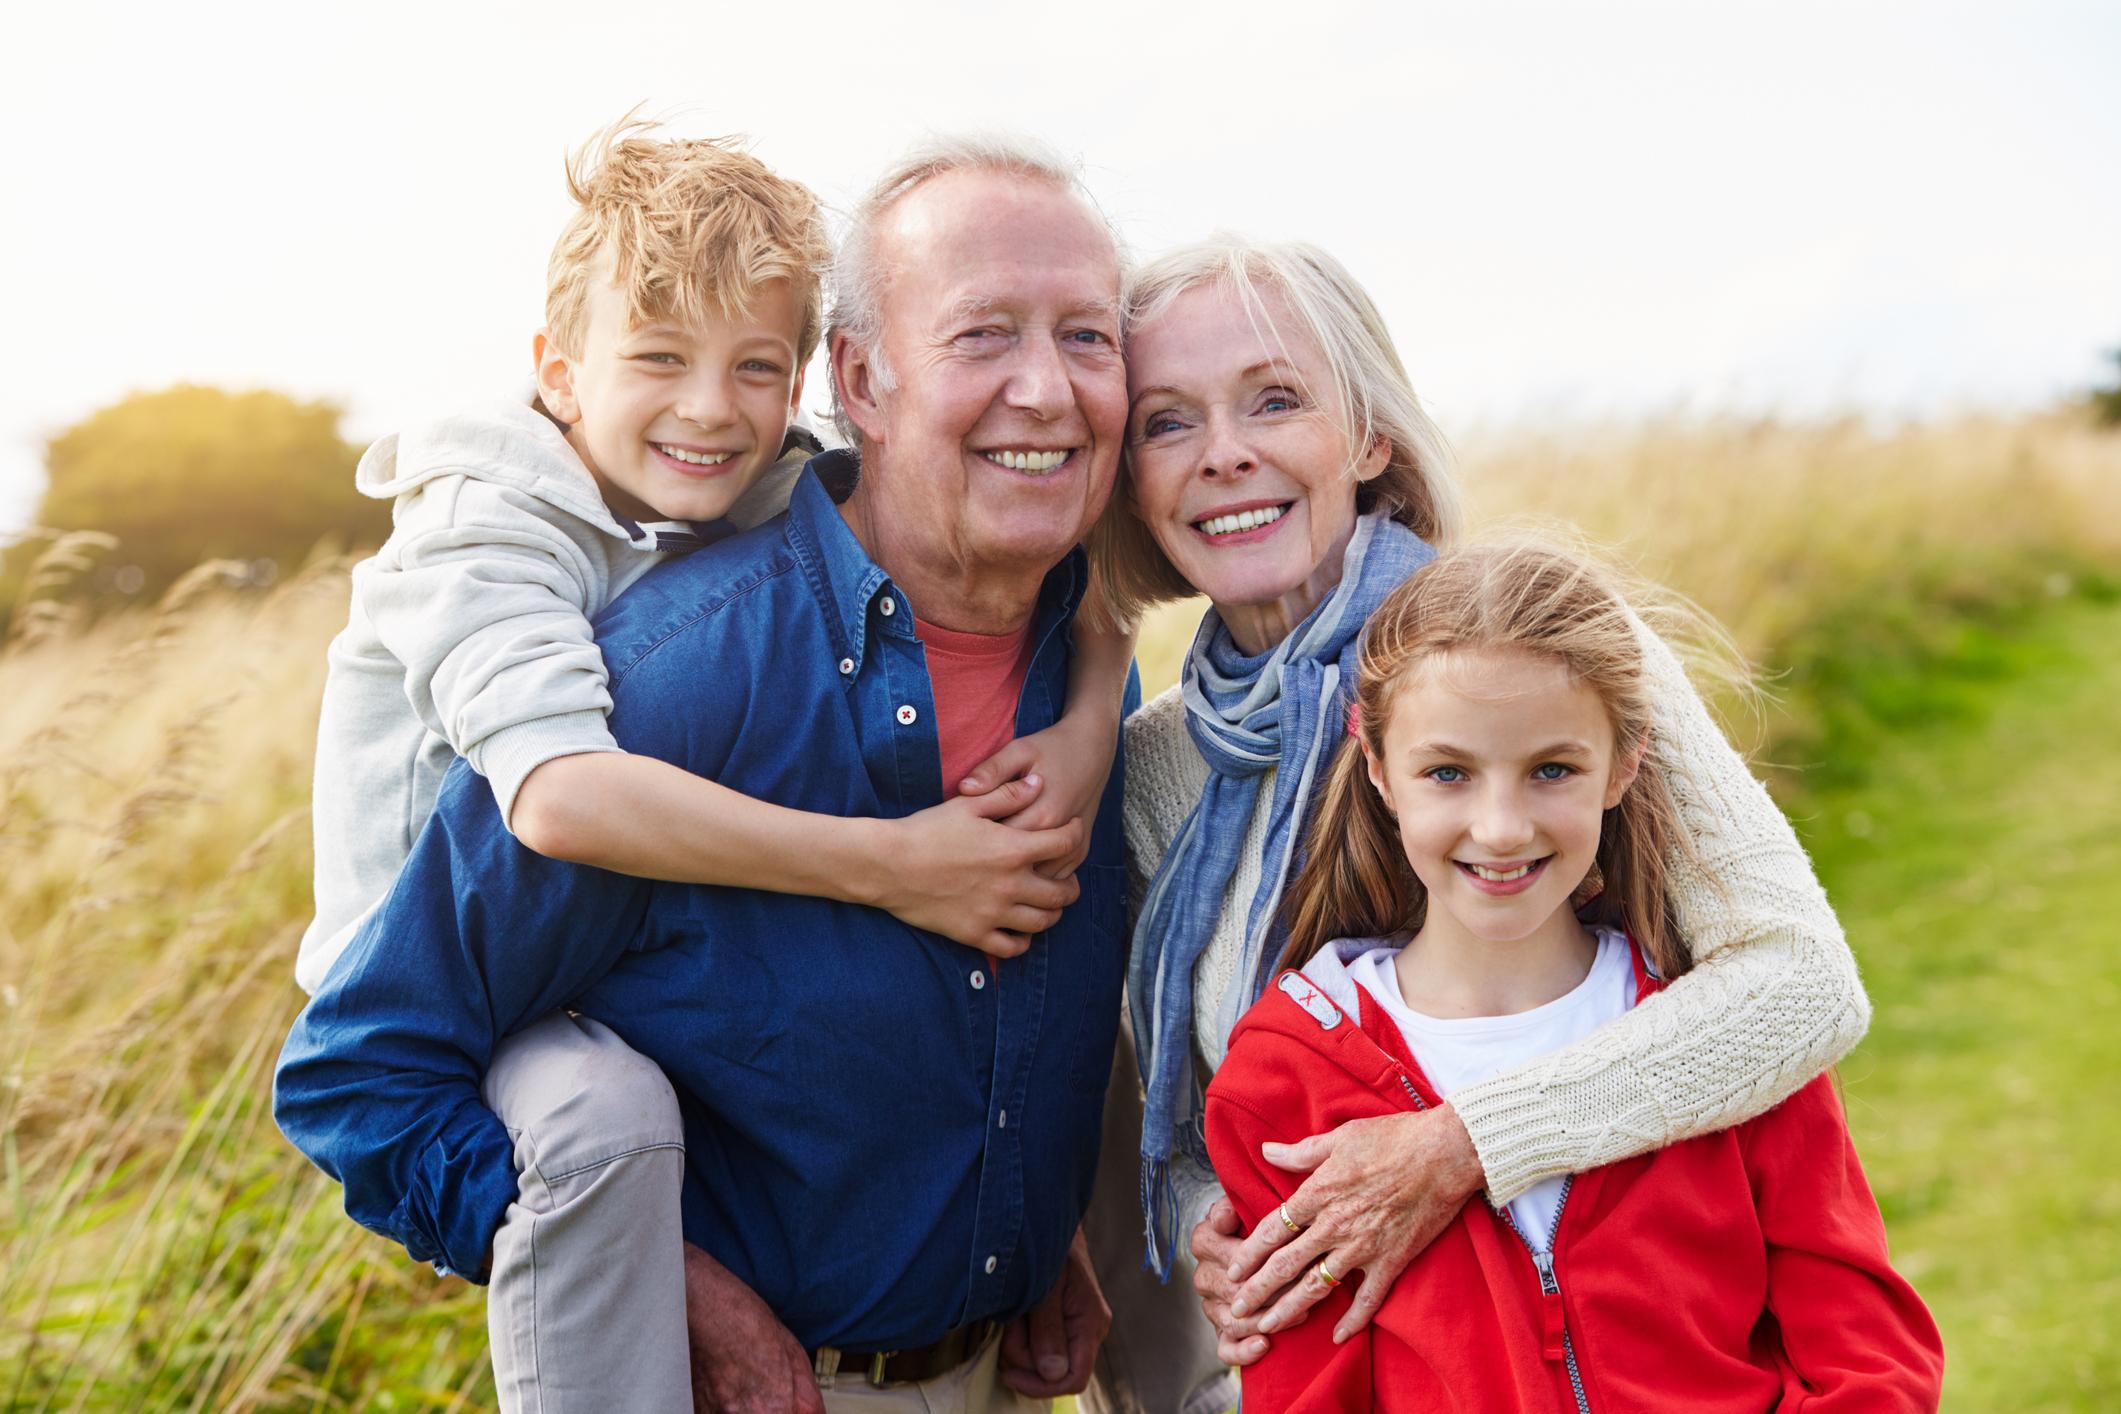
[[783, 449, 1090, 678]]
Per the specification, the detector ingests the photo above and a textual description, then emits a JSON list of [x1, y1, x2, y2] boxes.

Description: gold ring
[[1315, 1259, 1341, 1289], [1278, 1203, 1301, 1235]]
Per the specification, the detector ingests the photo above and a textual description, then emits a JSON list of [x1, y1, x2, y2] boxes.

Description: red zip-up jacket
[[1204, 942, 1943, 1413]]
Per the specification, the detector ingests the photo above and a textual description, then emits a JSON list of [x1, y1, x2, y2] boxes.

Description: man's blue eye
[[1068, 329, 1110, 344]]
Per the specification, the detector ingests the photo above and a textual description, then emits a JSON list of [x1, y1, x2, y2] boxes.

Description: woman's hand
[[871, 777, 1084, 957], [1228, 1105, 1485, 1343], [1190, 1199, 1283, 1366], [959, 708, 1121, 879]]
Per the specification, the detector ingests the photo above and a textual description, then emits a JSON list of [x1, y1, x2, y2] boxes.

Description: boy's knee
[[486, 1013, 685, 1178]]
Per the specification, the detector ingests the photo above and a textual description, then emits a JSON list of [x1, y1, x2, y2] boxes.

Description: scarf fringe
[[1139, 1155, 1180, 1283]]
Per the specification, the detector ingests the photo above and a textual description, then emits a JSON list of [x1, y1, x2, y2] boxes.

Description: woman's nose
[[1199, 409, 1255, 479]]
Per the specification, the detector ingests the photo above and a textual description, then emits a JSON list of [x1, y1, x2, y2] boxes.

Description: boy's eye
[[1532, 762, 1576, 781], [739, 359, 784, 375], [1424, 765, 1468, 784], [635, 352, 682, 365]]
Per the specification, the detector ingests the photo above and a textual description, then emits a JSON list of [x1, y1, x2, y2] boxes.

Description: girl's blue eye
[[1533, 762, 1575, 781], [1425, 765, 1467, 784]]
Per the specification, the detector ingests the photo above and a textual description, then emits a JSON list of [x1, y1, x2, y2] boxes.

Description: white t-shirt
[[1347, 927, 1638, 1249]]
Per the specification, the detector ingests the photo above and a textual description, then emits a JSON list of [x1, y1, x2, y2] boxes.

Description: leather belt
[[812, 1318, 1001, 1389]]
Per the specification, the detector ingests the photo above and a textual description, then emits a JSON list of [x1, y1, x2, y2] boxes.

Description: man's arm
[[274, 761, 649, 1278]]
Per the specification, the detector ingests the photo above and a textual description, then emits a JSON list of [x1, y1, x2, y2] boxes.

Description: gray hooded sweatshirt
[[296, 400, 807, 993]]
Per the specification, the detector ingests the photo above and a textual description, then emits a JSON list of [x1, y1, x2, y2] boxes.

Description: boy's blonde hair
[[544, 115, 830, 364], [1280, 539, 1708, 983], [1090, 236, 1462, 626]]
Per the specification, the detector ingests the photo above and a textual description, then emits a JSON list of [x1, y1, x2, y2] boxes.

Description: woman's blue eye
[[1141, 414, 1182, 438], [1260, 390, 1299, 414], [1425, 765, 1467, 784], [1533, 762, 1575, 781]]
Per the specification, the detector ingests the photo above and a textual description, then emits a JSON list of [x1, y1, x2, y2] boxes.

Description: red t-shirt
[[914, 615, 1034, 796]]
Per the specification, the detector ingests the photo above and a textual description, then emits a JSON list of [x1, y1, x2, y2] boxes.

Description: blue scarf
[[1129, 512, 1436, 1278]]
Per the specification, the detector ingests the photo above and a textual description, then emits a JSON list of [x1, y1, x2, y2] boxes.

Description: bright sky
[[4, 0, 2116, 538]]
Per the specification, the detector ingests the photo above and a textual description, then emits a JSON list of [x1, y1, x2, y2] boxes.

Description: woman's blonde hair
[[1088, 236, 1462, 626], [1279, 539, 1705, 982], [543, 113, 831, 365]]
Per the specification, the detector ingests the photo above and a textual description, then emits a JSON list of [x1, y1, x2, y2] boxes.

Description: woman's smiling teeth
[[654, 443, 734, 467], [982, 449, 1070, 474], [1194, 503, 1289, 538]]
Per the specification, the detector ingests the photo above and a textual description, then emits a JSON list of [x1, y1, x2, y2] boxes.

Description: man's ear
[[533, 330, 581, 425], [830, 332, 887, 446], [1605, 737, 1647, 810]]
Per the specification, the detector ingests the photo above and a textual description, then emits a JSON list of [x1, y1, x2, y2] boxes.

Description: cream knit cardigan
[[1120, 624, 1870, 1211]]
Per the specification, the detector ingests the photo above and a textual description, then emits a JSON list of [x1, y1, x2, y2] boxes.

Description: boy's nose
[[675, 373, 738, 428]]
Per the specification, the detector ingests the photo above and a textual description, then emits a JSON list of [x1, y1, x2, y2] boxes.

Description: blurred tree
[[0, 385, 384, 624], [2094, 348, 2121, 428]]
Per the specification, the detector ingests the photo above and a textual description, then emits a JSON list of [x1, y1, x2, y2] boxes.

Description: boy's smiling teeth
[[982, 449, 1070, 474], [654, 443, 734, 466], [1195, 503, 1289, 537], [1464, 860, 1540, 882]]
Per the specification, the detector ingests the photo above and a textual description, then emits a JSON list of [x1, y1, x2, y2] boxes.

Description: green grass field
[[1803, 590, 2121, 1410]]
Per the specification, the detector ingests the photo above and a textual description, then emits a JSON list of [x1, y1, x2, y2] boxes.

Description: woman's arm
[[511, 753, 1082, 959]]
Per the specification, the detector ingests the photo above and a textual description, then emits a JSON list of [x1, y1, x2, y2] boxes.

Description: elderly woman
[[1081, 239, 1869, 1413]]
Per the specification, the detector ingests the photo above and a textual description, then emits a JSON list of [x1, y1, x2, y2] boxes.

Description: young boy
[[301, 120, 1126, 997], [295, 118, 1132, 1410]]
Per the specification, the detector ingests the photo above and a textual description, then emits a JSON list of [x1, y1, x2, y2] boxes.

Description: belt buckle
[[867, 1350, 895, 1388]]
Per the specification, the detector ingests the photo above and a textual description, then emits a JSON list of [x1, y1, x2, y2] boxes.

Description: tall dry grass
[[1, 409, 2117, 1407]]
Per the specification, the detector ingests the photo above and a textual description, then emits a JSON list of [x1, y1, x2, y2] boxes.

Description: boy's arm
[[274, 758, 649, 1278], [1206, 1071, 1372, 1413], [1747, 1076, 1945, 1409], [1448, 623, 1872, 1203], [510, 753, 1083, 958], [957, 615, 1138, 865]]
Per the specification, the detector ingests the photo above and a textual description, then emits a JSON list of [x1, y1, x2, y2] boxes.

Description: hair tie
[[1346, 699, 1363, 739]]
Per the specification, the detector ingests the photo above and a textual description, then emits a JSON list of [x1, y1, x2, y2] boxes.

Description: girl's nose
[[1469, 787, 1537, 855]]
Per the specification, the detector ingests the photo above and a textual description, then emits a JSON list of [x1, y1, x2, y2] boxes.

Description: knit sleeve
[[1447, 623, 1871, 1203]]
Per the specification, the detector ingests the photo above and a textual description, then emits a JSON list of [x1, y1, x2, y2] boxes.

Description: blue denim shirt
[[275, 454, 1131, 1353]]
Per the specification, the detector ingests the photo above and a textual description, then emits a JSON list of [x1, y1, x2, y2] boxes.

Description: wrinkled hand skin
[[1191, 1198, 1281, 1366], [997, 1228, 1111, 1397], [1227, 1104, 1485, 1344], [684, 1243, 825, 1414]]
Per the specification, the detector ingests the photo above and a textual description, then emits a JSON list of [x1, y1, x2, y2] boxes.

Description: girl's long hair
[[1279, 540, 1710, 982]]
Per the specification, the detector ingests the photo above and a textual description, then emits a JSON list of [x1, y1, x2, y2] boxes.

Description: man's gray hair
[[826, 133, 1120, 447]]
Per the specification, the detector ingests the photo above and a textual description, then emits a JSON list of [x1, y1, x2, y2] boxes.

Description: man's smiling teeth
[[982, 449, 1069, 474], [1466, 861, 1538, 882], [655, 444, 734, 467], [1196, 504, 1287, 537]]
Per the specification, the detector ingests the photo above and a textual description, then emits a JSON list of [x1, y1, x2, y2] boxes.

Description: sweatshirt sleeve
[[1746, 1077, 1945, 1409], [1204, 1053, 1372, 1414], [364, 483, 627, 828], [1449, 623, 1871, 1203]]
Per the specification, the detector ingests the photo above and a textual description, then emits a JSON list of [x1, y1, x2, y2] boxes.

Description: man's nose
[[1005, 334, 1074, 421]]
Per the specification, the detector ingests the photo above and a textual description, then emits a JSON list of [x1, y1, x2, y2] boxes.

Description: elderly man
[[275, 137, 1132, 1413]]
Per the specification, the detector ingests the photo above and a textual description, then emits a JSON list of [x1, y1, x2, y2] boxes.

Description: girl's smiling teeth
[[1193, 502, 1290, 538], [652, 443, 735, 467], [981, 448, 1072, 474], [1459, 858, 1549, 883]]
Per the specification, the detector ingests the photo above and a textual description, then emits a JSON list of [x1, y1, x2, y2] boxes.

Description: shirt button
[[969, 969, 986, 990], [984, 1255, 998, 1275], [878, 596, 896, 617], [838, 657, 854, 675], [896, 704, 918, 726], [998, 1110, 1007, 1129]]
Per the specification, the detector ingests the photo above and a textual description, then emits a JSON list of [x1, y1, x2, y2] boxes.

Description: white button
[[969, 969, 986, 990], [878, 596, 896, 617], [998, 1110, 1007, 1129], [896, 704, 918, 726], [838, 657, 854, 675], [984, 1255, 998, 1275]]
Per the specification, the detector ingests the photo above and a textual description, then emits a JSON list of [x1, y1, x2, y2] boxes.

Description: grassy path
[[1800, 592, 2121, 1410]]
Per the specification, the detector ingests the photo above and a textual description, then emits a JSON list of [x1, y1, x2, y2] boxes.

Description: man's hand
[[1189, 1198, 1282, 1366], [1227, 1105, 1484, 1344], [683, 1243, 823, 1414], [997, 1228, 1111, 1397], [872, 778, 1084, 958], [960, 705, 1120, 881]]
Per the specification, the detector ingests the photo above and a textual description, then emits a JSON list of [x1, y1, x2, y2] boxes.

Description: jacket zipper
[[1499, 1183, 1591, 1414]]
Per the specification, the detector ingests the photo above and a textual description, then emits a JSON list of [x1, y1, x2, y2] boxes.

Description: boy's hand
[[960, 706, 1120, 878], [874, 776, 1084, 959]]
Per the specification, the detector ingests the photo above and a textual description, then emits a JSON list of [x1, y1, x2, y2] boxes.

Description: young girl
[[1203, 542, 1943, 1412]]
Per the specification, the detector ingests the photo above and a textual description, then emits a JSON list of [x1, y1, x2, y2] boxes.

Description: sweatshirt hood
[[1222, 936, 1439, 1106], [355, 401, 624, 532]]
